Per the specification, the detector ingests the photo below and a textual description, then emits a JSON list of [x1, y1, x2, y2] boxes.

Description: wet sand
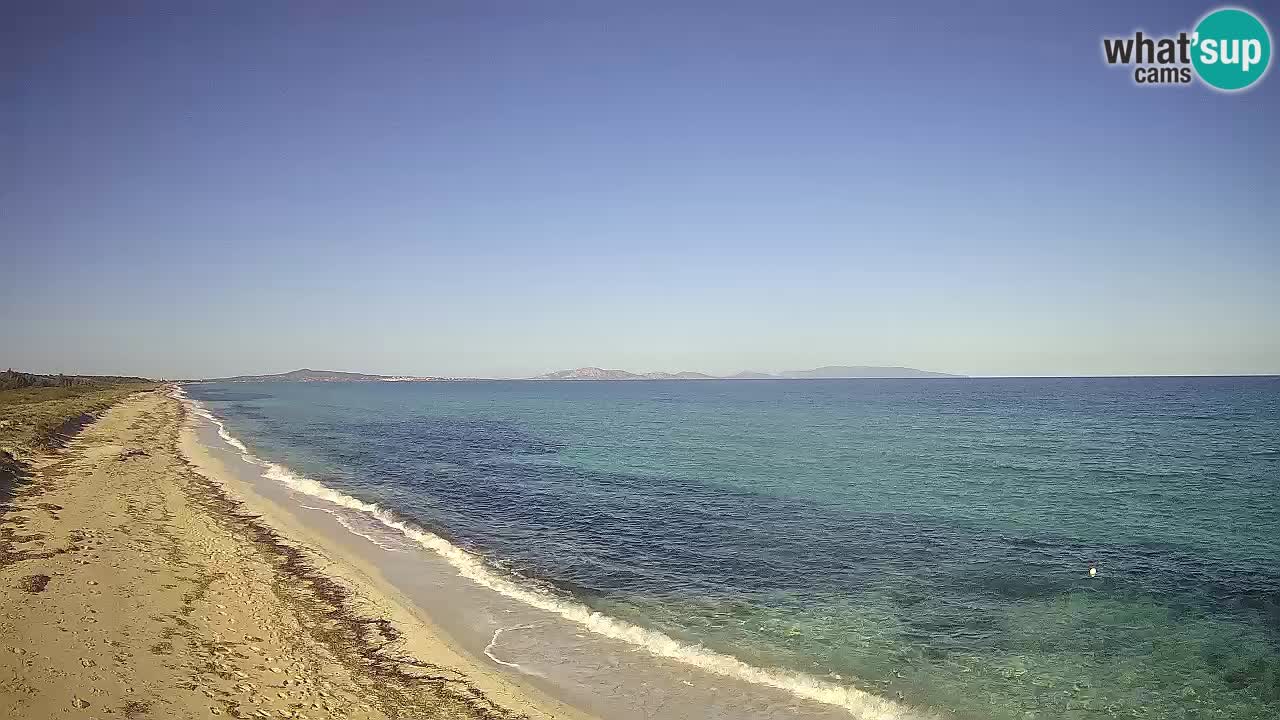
[[0, 389, 590, 720]]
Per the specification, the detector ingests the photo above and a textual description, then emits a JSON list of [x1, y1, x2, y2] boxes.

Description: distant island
[[777, 365, 963, 379], [192, 368, 444, 383], [532, 365, 964, 380]]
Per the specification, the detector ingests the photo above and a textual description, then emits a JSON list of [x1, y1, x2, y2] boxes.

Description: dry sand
[[0, 389, 595, 720]]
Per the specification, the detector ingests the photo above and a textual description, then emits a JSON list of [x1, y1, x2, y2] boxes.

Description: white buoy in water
[[1089, 566, 1097, 577]]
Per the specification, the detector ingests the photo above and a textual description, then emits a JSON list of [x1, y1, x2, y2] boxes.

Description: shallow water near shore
[[186, 398, 903, 720], [183, 378, 1280, 719]]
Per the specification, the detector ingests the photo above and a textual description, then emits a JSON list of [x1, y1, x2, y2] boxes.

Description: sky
[[2, 1, 1277, 379]]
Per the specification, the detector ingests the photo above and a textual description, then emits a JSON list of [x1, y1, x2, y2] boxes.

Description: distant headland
[[191, 368, 444, 383]]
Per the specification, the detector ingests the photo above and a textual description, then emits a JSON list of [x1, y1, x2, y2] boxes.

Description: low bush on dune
[[0, 371, 158, 460]]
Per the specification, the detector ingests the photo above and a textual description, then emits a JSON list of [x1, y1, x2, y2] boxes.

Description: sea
[[181, 377, 1280, 719]]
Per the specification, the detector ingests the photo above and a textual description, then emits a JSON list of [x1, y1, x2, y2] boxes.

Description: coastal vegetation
[[0, 370, 157, 477]]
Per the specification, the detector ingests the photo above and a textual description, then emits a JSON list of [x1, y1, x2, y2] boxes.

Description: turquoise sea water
[[184, 377, 1280, 718]]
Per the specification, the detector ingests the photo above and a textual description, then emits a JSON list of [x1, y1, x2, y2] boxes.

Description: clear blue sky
[[3, 1, 1277, 378]]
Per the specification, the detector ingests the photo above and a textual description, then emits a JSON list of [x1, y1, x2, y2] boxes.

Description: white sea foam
[[177, 389, 926, 720], [173, 387, 251, 454], [484, 624, 544, 676], [298, 504, 407, 553], [209, 414, 249, 453]]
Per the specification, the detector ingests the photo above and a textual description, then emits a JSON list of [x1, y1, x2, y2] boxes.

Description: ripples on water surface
[[185, 377, 1280, 719]]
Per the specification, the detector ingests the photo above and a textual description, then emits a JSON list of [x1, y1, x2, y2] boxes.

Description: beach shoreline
[[176, 387, 928, 720], [0, 388, 592, 720]]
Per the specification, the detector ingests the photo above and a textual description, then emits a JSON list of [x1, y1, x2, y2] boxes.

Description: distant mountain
[[533, 367, 644, 381], [532, 366, 964, 380], [197, 368, 440, 383], [778, 365, 962, 379]]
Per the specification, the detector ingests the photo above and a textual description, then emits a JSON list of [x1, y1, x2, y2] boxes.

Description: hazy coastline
[[188, 366, 966, 384]]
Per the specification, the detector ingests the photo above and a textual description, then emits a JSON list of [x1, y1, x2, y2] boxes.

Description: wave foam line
[[176, 389, 927, 720], [174, 387, 250, 455], [484, 624, 544, 676], [298, 504, 407, 553]]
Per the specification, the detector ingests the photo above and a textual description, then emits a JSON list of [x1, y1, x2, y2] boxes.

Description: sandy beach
[[0, 389, 592, 720]]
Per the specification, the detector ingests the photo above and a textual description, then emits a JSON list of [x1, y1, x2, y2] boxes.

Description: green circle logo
[[1192, 8, 1272, 91]]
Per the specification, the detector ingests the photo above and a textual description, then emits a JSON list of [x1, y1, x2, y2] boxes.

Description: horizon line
[[178, 373, 1280, 381]]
